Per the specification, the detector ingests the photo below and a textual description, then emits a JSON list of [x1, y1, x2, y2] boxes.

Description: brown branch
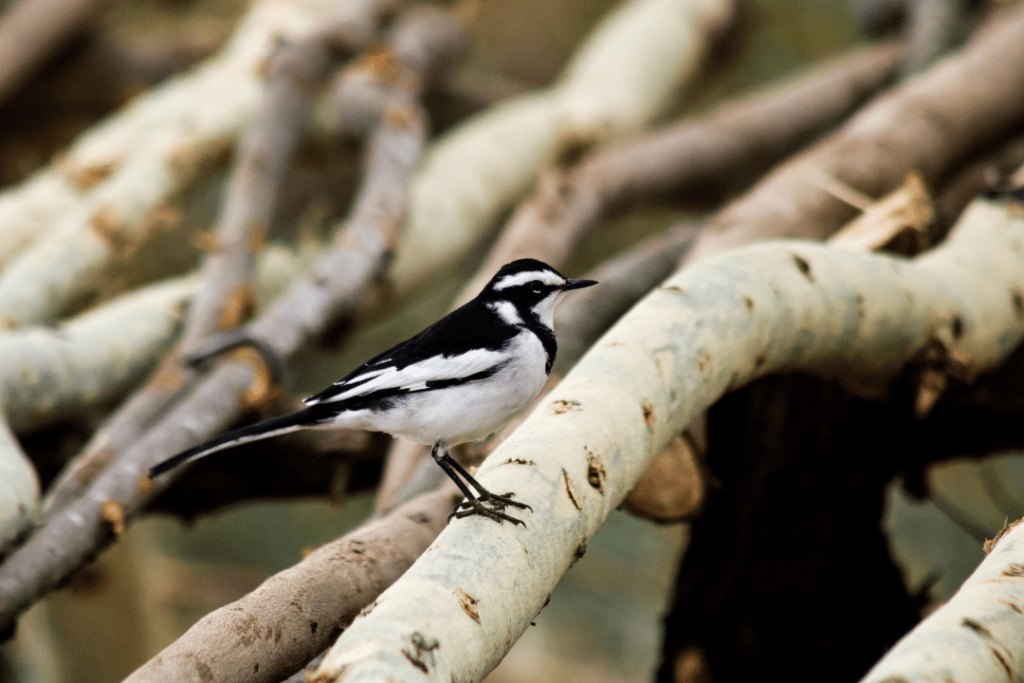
[[0, 0, 115, 107], [123, 485, 461, 683], [0, 42, 437, 634], [684, 3, 1024, 263]]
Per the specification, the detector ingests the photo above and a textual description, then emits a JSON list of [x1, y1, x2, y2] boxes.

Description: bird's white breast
[[333, 331, 549, 445]]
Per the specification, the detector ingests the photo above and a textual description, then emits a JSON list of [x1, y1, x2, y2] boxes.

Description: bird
[[149, 258, 597, 525]]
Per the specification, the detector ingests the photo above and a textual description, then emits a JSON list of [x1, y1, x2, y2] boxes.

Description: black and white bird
[[150, 258, 596, 525]]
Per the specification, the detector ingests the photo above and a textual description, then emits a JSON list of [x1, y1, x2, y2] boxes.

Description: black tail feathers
[[148, 409, 327, 479]]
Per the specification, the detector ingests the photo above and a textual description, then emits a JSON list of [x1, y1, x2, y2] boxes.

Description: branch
[[124, 485, 461, 683], [383, 0, 738, 302], [312, 193, 1024, 681], [861, 514, 1024, 683], [0, 0, 115, 107], [0, 0, 395, 326], [685, 1, 1024, 263], [0, 275, 199, 550]]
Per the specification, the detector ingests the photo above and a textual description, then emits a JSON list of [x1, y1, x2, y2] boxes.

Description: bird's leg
[[430, 442, 530, 526]]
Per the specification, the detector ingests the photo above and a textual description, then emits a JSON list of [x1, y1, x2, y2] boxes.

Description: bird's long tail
[[149, 408, 328, 478]]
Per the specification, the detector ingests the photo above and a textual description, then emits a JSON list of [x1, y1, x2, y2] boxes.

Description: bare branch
[[685, 2, 1024, 263], [0, 275, 199, 549], [861, 513, 1024, 683], [124, 485, 461, 683], [0, 0, 115, 107], [0, 0, 359, 324]]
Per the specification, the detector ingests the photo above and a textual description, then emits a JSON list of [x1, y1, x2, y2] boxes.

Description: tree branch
[[684, 1, 1024, 263], [860, 513, 1024, 683], [124, 485, 461, 683]]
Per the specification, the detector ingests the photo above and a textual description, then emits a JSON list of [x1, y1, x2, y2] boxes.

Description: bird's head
[[483, 259, 597, 328]]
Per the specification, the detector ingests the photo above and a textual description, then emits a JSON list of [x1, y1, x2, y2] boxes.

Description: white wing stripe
[[307, 348, 507, 404]]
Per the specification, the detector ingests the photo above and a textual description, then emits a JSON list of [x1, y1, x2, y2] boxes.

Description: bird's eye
[[530, 283, 543, 293]]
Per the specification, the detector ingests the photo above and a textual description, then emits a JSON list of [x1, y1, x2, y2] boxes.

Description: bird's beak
[[560, 278, 598, 291]]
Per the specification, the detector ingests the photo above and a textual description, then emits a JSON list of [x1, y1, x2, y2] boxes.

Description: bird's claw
[[448, 491, 531, 526]]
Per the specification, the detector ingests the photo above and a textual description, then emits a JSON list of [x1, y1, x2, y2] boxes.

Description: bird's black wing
[[303, 300, 517, 407]]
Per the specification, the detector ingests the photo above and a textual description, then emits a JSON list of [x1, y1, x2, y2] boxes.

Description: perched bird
[[150, 258, 597, 525]]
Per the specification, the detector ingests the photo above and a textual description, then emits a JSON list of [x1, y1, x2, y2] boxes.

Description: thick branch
[[124, 486, 461, 683], [313, 195, 1024, 681], [860, 515, 1024, 683]]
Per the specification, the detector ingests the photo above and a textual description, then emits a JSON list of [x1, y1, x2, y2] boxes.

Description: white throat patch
[[493, 270, 563, 291]]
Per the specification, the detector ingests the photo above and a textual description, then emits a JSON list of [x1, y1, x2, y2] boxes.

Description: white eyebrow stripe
[[488, 300, 523, 325], [493, 270, 563, 290]]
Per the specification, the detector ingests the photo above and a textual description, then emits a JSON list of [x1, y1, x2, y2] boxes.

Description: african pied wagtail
[[150, 259, 597, 525]]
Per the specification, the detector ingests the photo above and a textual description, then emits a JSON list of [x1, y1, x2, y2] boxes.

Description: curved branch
[[313, 194, 1024, 681], [861, 514, 1024, 683]]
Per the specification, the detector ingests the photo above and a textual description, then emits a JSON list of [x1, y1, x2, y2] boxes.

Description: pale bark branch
[[123, 485, 461, 683], [0, 275, 199, 550], [861, 515, 1024, 683], [0, 0, 355, 325], [181, 0, 401, 351], [313, 194, 1024, 682]]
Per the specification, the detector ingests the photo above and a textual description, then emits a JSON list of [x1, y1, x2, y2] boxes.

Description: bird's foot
[[449, 491, 531, 526]]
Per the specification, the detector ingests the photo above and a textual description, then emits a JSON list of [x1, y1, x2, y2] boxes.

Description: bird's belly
[[363, 340, 549, 445]]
